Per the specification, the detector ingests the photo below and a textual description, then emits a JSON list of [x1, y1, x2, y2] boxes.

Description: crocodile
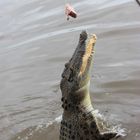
[[59, 31, 118, 140]]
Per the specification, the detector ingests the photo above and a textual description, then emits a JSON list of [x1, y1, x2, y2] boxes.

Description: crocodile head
[[60, 31, 97, 106]]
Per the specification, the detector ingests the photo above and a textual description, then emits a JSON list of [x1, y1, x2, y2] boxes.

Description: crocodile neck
[[63, 80, 93, 119]]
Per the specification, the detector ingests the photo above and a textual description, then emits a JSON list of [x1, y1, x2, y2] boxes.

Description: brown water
[[0, 0, 140, 140]]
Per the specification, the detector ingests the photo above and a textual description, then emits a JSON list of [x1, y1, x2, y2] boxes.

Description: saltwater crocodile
[[59, 31, 118, 140]]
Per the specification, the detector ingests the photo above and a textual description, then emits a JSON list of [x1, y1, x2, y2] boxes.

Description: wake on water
[[13, 109, 126, 140]]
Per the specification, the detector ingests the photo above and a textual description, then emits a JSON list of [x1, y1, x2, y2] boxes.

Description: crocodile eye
[[65, 62, 69, 68], [68, 68, 74, 82], [61, 63, 70, 78]]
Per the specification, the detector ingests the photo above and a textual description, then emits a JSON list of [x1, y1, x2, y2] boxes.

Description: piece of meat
[[65, 3, 77, 20]]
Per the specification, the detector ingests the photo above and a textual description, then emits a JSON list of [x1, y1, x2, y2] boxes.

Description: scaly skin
[[60, 31, 118, 140]]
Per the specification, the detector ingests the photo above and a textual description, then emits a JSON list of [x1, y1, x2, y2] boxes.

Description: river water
[[0, 0, 140, 140]]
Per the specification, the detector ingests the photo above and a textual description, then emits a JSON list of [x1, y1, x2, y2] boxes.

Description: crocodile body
[[59, 31, 118, 140]]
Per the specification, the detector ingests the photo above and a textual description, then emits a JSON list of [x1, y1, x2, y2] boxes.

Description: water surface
[[0, 0, 140, 140]]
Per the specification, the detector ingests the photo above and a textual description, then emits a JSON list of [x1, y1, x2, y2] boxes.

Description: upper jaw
[[61, 31, 97, 87], [78, 32, 97, 77]]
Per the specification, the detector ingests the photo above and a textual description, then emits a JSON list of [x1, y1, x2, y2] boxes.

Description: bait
[[65, 3, 77, 20]]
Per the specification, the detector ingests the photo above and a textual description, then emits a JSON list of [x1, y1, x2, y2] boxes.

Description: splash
[[12, 111, 127, 140], [92, 109, 127, 137]]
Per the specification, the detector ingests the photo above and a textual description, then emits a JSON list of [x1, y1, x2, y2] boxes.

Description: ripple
[[6, 21, 140, 50]]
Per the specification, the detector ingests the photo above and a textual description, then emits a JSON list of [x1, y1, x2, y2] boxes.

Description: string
[[64, 0, 70, 20], [64, 0, 67, 5]]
